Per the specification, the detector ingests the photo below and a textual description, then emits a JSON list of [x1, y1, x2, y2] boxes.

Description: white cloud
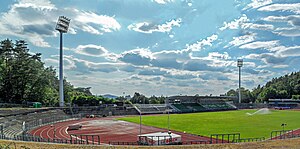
[[207, 52, 231, 60], [15, 0, 56, 10], [186, 34, 218, 51], [153, 0, 174, 4], [244, 52, 286, 65], [220, 14, 273, 32], [239, 40, 279, 50], [128, 18, 181, 34], [258, 3, 300, 14], [50, 55, 129, 73], [44, 55, 76, 70], [262, 15, 300, 36], [263, 15, 288, 22], [75, 44, 109, 57], [276, 46, 300, 57], [272, 65, 289, 68], [118, 48, 154, 66], [202, 52, 235, 68], [114, 34, 224, 72], [81, 25, 101, 35], [74, 11, 121, 34], [219, 14, 248, 31], [249, 23, 274, 30], [245, 45, 300, 66], [243, 0, 273, 10], [263, 15, 300, 27], [0, 0, 57, 47], [226, 33, 256, 47], [273, 27, 300, 37], [0, 0, 121, 47]]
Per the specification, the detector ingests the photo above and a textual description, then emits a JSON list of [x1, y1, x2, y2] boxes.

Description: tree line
[[116, 92, 165, 104], [226, 72, 300, 103], [0, 39, 118, 106]]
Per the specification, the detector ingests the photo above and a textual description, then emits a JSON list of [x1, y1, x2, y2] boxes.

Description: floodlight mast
[[237, 59, 243, 103], [55, 16, 70, 107]]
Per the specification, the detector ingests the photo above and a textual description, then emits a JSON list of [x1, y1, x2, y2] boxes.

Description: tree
[[226, 89, 236, 97], [257, 87, 277, 102], [0, 39, 106, 106]]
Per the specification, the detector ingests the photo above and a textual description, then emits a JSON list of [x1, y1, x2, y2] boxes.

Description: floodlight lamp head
[[237, 59, 243, 67], [55, 16, 70, 33]]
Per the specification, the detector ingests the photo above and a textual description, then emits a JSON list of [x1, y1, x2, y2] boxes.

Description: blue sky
[[1, 0, 300, 96]]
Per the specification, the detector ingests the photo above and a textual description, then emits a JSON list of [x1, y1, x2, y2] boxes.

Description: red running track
[[29, 116, 213, 144]]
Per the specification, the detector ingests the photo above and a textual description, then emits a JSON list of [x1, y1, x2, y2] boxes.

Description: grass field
[[119, 109, 300, 138]]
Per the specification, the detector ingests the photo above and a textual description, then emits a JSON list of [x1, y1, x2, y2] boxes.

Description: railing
[[271, 130, 300, 140], [210, 133, 240, 144], [109, 141, 139, 145], [25, 114, 82, 131], [182, 140, 209, 144], [0, 113, 82, 140], [233, 137, 265, 143], [14, 135, 72, 144], [70, 134, 100, 145]]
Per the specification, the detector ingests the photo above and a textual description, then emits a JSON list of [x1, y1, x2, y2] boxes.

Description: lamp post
[[55, 16, 71, 107], [237, 59, 243, 103]]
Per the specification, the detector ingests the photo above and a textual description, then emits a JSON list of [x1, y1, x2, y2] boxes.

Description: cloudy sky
[[0, 0, 300, 97]]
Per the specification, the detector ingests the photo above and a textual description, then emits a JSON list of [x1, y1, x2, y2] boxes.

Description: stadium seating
[[134, 104, 172, 114], [172, 103, 205, 113], [171, 100, 236, 113], [199, 100, 236, 111], [0, 109, 71, 139], [70, 105, 139, 116], [172, 104, 192, 113]]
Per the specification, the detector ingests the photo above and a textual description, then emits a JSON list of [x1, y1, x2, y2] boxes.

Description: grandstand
[[168, 96, 237, 113], [67, 104, 139, 116], [268, 99, 300, 109], [134, 104, 172, 114], [0, 108, 78, 139]]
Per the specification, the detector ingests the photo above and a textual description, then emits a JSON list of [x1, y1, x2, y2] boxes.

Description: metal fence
[[70, 134, 100, 145], [0, 113, 82, 140], [25, 114, 82, 131], [182, 140, 210, 145], [109, 141, 139, 145], [233, 137, 265, 143], [210, 133, 240, 144], [14, 135, 72, 144], [271, 130, 300, 140]]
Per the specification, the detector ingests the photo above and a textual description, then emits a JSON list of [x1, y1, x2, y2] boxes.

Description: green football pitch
[[119, 109, 300, 138]]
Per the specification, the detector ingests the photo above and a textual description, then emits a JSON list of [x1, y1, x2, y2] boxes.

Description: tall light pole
[[237, 59, 243, 103], [55, 16, 71, 107]]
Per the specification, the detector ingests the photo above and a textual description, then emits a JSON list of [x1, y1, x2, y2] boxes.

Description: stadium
[[1, 0, 300, 148], [0, 96, 300, 148]]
